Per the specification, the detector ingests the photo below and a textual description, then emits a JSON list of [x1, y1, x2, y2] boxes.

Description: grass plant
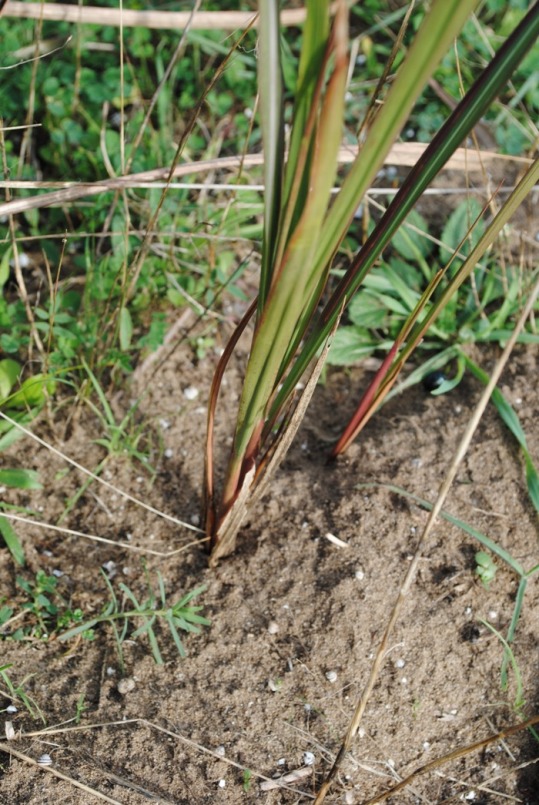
[[7, 570, 89, 641], [0, 663, 45, 723], [0, 5, 538, 799], [204, 0, 539, 562]]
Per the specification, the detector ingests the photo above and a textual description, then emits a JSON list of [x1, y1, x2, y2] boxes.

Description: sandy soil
[[0, 327, 538, 805]]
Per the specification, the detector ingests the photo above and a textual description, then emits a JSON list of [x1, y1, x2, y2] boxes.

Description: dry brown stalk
[[0, 145, 529, 219], [363, 715, 539, 804], [2, 2, 323, 30], [0, 741, 124, 804]]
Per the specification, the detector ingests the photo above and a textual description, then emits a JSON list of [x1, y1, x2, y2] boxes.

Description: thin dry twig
[[0, 741, 124, 804], [313, 273, 539, 803], [0, 510, 208, 557], [0, 144, 530, 219], [0, 410, 203, 534], [1, 2, 332, 30], [10, 717, 316, 799], [363, 715, 539, 804]]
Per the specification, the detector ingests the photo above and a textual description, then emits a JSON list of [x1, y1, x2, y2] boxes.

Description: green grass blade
[[278, 0, 331, 258], [0, 468, 42, 490], [501, 575, 528, 690], [463, 356, 527, 443], [118, 583, 142, 610], [0, 514, 25, 566], [131, 614, 158, 639], [313, 0, 479, 274], [146, 624, 163, 665], [166, 613, 187, 658], [59, 618, 100, 642], [100, 569, 119, 611], [481, 616, 525, 708], [283, 0, 329, 198], [523, 452, 539, 514], [81, 358, 115, 428], [258, 0, 284, 308], [221, 4, 349, 500], [177, 611, 211, 628], [271, 3, 539, 415], [175, 585, 208, 609]]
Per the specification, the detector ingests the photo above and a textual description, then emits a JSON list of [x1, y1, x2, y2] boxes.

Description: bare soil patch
[[0, 337, 538, 804]]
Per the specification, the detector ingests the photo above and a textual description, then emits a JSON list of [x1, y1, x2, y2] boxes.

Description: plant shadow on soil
[[0, 337, 538, 804]]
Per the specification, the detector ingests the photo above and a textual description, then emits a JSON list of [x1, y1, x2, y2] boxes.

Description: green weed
[[1, 2, 535, 391], [1, 571, 92, 641], [58, 568, 210, 668], [242, 769, 252, 793], [328, 197, 539, 511], [0, 663, 45, 722], [1, 566, 209, 669], [74, 692, 87, 724], [475, 550, 498, 588], [328, 199, 539, 369]]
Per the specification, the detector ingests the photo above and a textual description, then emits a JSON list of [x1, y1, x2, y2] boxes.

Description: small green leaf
[[166, 288, 183, 307], [0, 359, 21, 401], [0, 516, 25, 566], [147, 624, 163, 664], [391, 209, 432, 260], [440, 198, 485, 261], [243, 770, 252, 793], [475, 550, 497, 588], [0, 469, 42, 490], [431, 354, 466, 396], [166, 615, 187, 658], [59, 618, 100, 641], [327, 328, 379, 366], [347, 292, 389, 328], [119, 306, 133, 352], [6, 375, 55, 409]]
